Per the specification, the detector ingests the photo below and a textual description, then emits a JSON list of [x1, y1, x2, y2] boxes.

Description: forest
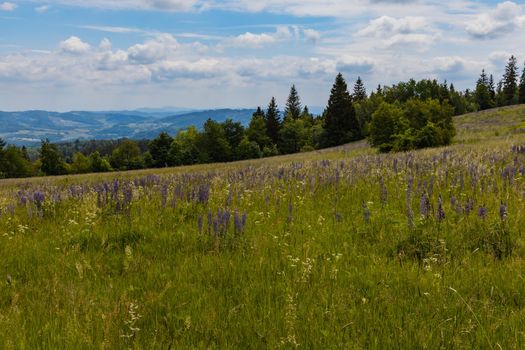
[[1, 55, 524, 179]]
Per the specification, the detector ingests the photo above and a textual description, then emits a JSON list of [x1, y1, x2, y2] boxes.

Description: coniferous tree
[[265, 97, 281, 144], [475, 69, 493, 110], [489, 74, 496, 101], [519, 61, 525, 104], [149, 132, 174, 167], [321, 73, 361, 147], [40, 139, 67, 175], [253, 106, 265, 119], [284, 85, 302, 120], [353, 76, 367, 101], [502, 55, 519, 106]]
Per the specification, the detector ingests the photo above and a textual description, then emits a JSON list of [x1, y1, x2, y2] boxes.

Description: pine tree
[[321, 73, 361, 147], [265, 97, 281, 144], [252, 106, 265, 119], [502, 55, 519, 106], [284, 85, 302, 120], [489, 74, 496, 100], [353, 76, 367, 101], [519, 61, 525, 104], [475, 69, 493, 110]]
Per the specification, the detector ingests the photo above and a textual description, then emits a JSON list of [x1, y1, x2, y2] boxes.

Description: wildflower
[[436, 196, 445, 222], [499, 201, 507, 221], [33, 191, 45, 210], [477, 205, 487, 219], [419, 193, 430, 219]]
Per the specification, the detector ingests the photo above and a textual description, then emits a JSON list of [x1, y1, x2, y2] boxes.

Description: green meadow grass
[[1, 106, 525, 349]]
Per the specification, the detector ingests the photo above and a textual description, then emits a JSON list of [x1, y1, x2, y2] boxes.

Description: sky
[[0, 0, 524, 111]]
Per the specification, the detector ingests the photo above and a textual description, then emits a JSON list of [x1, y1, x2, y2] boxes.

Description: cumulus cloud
[[221, 26, 320, 48], [127, 34, 179, 64], [59, 36, 91, 54], [466, 1, 525, 39], [358, 16, 427, 37], [224, 32, 276, 48], [0, 2, 16, 11], [336, 57, 375, 75], [303, 29, 321, 43], [357, 15, 437, 48]]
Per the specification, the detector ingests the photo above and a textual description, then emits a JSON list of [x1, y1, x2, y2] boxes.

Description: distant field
[[1, 105, 525, 348]]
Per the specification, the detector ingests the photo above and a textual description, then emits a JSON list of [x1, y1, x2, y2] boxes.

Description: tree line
[[0, 55, 524, 178]]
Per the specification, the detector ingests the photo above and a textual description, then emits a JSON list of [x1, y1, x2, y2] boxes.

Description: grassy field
[[1, 105, 525, 349]]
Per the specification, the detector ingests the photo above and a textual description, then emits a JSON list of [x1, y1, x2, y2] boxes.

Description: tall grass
[[1, 106, 525, 348]]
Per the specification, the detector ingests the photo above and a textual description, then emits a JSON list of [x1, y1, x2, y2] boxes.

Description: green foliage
[[502, 55, 519, 106], [519, 61, 525, 104], [278, 118, 312, 154], [284, 85, 302, 121], [321, 73, 361, 147], [89, 151, 112, 172], [265, 98, 282, 144], [149, 132, 174, 168], [40, 139, 68, 175], [247, 113, 272, 150], [369, 98, 455, 153], [236, 137, 261, 160], [475, 69, 495, 110], [369, 102, 406, 152], [353, 76, 367, 101], [198, 119, 233, 163], [70, 152, 92, 174], [110, 139, 144, 170]]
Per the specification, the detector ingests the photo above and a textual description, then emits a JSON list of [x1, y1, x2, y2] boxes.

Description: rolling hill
[[0, 108, 256, 146]]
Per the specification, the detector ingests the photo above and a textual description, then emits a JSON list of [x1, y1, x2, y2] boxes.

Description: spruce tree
[[321, 73, 361, 147], [519, 61, 525, 104], [353, 76, 367, 101], [475, 69, 493, 110], [252, 106, 264, 119], [489, 74, 496, 100], [502, 55, 519, 105], [284, 85, 302, 120], [265, 97, 281, 144]]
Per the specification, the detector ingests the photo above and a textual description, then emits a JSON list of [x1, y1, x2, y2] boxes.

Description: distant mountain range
[[0, 106, 325, 146]]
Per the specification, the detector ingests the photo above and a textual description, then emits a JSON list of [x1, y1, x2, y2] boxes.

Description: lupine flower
[[499, 201, 507, 221], [436, 196, 445, 222], [478, 205, 487, 219], [419, 193, 431, 218], [160, 184, 168, 208], [33, 191, 45, 210]]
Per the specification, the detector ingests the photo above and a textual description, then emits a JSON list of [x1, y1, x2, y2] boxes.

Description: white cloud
[[80, 25, 145, 34], [466, 1, 525, 39], [303, 29, 321, 43], [221, 26, 320, 48], [223, 32, 276, 48], [59, 36, 91, 54], [35, 5, 50, 13], [0, 2, 16, 11], [127, 34, 179, 64], [358, 16, 427, 37], [41, 0, 202, 12]]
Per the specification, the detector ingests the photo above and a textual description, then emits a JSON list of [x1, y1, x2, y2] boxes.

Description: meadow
[[1, 105, 525, 349]]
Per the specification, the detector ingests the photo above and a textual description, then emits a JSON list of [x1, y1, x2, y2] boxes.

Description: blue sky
[[0, 0, 524, 111]]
